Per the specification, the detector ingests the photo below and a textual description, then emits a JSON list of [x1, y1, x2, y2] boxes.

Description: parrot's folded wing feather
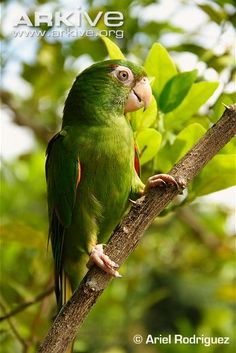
[[45, 133, 80, 304]]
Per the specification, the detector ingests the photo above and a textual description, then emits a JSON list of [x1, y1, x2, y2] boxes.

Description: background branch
[[0, 301, 28, 351], [39, 105, 236, 353], [0, 286, 54, 322], [176, 207, 222, 250]]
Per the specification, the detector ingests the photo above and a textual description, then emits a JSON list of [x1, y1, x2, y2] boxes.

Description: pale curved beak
[[125, 77, 152, 113]]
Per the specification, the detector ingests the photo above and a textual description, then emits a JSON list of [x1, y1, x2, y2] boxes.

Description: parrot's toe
[[87, 244, 121, 278], [144, 174, 179, 193]]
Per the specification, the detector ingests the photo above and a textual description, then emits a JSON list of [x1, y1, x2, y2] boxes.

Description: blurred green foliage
[[0, 0, 235, 352]]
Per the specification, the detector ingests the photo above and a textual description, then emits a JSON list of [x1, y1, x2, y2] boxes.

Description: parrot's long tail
[[61, 271, 74, 353], [62, 270, 73, 308]]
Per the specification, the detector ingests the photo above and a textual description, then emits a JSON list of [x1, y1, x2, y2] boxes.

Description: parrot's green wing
[[45, 132, 80, 304]]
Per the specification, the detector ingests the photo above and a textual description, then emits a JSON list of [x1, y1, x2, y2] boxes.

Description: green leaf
[[190, 154, 236, 197], [144, 43, 177, 98], [155, 141, 174, 173], [159, 70, 198, 113], [220, 137, 236, 154], [171, 123, 206, 164], [164, 81, 219, 130], [136, 128, 162, 165], [155, 124, 206, 173], [130, 96, 158, 131], [100, 35, 125, 60], [211, 93, 236, 122]]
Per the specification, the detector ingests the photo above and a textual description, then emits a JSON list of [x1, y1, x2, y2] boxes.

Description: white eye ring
[[110, 65, 134, 85], [117, 70, 129, 81]]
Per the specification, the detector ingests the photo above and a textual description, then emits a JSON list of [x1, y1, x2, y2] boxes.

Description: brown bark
[[38, 105, 236, 353]]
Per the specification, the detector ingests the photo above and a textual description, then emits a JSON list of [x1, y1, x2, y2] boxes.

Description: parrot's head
[[105, 60, 152, 113], [63, 60, 152, 124]]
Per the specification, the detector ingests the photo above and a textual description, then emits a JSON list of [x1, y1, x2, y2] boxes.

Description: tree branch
[[0, 301, 28, 350], [39, 105, 236, 353], [0, 286, 54, 322], [177, 208, 221, 250]]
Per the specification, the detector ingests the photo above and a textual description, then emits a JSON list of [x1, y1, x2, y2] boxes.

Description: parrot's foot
[[144, 174, 179, 193], [87, 244, 121, 278]]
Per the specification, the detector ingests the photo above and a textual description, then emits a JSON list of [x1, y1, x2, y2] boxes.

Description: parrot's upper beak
[[125, 77, 152, 113]]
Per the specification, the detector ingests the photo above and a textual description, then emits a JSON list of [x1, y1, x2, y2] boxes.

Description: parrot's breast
[[65, 118, 134, 254]]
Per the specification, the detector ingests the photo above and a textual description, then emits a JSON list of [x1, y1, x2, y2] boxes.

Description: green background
[[0, 0, 235, 352]]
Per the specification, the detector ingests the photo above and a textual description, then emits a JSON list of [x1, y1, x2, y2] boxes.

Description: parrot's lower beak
[[125, 77, 152, 113]]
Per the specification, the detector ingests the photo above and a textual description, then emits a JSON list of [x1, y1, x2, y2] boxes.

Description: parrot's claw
[[87, 244, 121, 278], [129, 198, 137, 205], [144, 174, 179, 193]]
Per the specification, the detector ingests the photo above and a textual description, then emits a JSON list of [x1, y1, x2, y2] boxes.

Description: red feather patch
[[134, 144, 141, 176], [76, 160, 81, 188]]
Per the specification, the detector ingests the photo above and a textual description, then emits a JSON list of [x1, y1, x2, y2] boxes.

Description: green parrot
[[46, 59, 177, 311]]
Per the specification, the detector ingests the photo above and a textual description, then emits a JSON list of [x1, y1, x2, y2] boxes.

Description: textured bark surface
[[39, 105, 236, 353]]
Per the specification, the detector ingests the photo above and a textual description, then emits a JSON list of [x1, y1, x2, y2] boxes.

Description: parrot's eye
[[110, 65, 134, 85], [117, 70, 129, 81]]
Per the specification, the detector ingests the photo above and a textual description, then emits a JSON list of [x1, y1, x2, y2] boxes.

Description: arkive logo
[[12, 8, 124, 39]]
